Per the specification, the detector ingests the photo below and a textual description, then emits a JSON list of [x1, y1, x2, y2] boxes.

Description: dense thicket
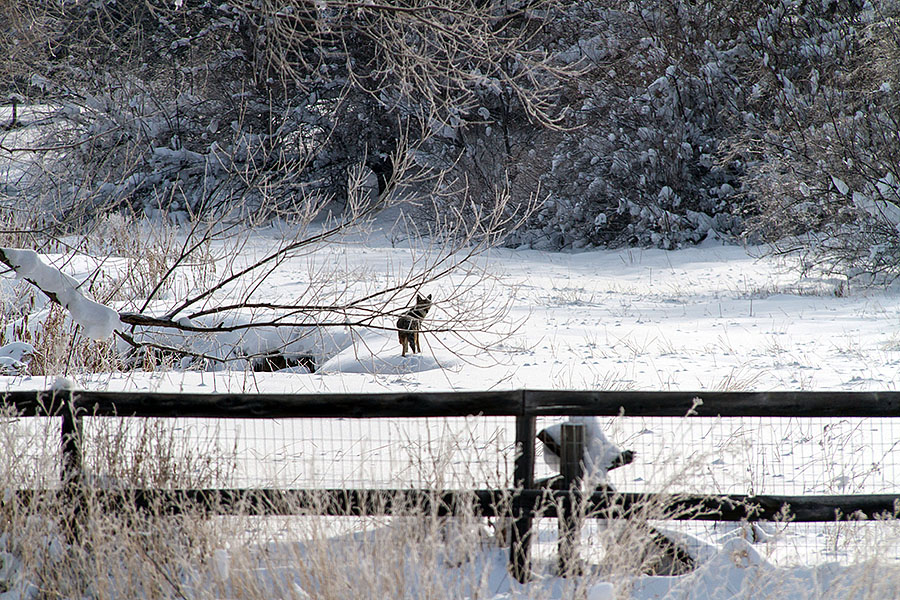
[[505, 0, 900, 262], [3, 0, 900, 278], [0, 0, 568, 230]]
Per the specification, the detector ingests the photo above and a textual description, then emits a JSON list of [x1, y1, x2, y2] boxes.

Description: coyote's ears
[[417, 293, 432, 302]]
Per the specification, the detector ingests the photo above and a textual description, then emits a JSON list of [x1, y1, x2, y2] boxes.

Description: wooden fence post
[[59, 390, 84, 544], [558, 422, 585, 577], [509, 414, 536, 583]]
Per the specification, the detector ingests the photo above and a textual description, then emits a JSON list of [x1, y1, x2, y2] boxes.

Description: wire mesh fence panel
[[535, 415, 900, 496], [0, 413, 59, 489], [80, 416, 518, 490], [80, 417, 239, 489], [531, 414, 900, 570], [66, 412, 900, 498]]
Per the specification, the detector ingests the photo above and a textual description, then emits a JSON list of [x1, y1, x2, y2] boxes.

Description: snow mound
[[587, 582, 615, 600], [319, 331, 457, 374], [0, 342, 34, 375], [323, 352, 449, 375], [633, 536, 772, 599]]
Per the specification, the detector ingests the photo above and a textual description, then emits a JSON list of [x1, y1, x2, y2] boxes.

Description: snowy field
[[12, 223, 900, 394], [3, 223, 900, 599]]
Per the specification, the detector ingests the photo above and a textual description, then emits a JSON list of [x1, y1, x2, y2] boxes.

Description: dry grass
[[0, 408, 666, 599], [1, 405, 900, 599], [0, 210, 221, 376], [82, 213, 218, 306]]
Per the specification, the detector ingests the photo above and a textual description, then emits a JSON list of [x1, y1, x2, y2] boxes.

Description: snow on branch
[[0, 248, 123, 340]]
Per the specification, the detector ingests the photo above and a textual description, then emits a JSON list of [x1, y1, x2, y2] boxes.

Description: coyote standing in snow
[[397, 293, 432, 357]]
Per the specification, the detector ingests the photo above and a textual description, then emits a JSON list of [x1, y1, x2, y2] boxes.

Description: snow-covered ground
[[3, 223, 900, 598], [14, 225, 900, 394]]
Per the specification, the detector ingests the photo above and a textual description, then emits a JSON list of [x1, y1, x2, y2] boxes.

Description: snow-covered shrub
[[736, 1, 900, 281], [7, 0, 900, 283], [6, 1, 318, 223], [3, 0, 571, 234], [492, 1, 754, 249], [471, 0, 900, 259]]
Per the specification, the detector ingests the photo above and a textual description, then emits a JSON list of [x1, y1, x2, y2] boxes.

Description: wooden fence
[[4, 388, 900, 582]]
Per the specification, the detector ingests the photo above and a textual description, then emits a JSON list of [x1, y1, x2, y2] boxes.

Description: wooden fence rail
[[12, 389, 900, 418], [4, 388, 900, 582]]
